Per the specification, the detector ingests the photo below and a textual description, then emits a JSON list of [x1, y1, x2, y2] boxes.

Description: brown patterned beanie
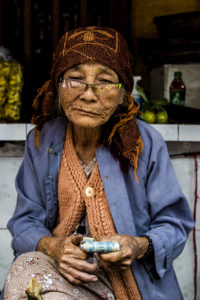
[[51, 26, 134, 92]]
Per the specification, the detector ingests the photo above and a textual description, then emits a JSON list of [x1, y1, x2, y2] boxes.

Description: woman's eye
[[99, 79, 114, 84], [69, 76, 83, 81]]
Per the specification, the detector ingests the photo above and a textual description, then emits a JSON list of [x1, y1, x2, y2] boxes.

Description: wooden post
[[52, 0, 60, 52], [119, 0, 130, 40], [0, 0, 3, 46], [80, 0, 88, 26], [24, 0, 32, 70], [23, 0, 32, 121], [109, 0, 118, 30]]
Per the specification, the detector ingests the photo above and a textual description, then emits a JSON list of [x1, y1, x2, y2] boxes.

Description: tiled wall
[[0, 124, 200, 142], [0, 156, 23, 289], [172, 157, 200, 300]]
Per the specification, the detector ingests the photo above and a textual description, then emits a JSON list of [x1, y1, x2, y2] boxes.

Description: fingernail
[[87, 257, 96, 263], [92, 277, 98, 282]]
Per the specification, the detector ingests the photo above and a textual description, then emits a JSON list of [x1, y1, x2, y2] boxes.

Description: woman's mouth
[[73, 108, 100, 116]]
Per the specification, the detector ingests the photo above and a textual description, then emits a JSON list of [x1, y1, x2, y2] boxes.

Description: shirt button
[[85, 187, 93, 197]]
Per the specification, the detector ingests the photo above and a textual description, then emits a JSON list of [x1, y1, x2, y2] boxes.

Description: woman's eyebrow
[[67, 65, 116, 77], [67, 65, 82, 72], [97, 67, 115, 76]]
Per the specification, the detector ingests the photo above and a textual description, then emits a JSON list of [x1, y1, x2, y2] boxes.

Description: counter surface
[[0, 123, 199, 141]]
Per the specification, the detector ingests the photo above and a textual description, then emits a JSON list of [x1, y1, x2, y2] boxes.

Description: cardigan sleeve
[[141, 133, 194, 280], [7, 132, 52, 258]]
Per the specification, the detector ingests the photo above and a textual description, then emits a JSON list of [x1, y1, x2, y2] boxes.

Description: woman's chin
[[66, 115, 106, 129]]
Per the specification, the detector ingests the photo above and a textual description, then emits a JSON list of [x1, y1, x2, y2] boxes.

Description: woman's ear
[[119, 87, 126, 105], [56, 96, 64, 116]]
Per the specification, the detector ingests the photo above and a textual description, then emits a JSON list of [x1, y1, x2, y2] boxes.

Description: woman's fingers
[[70, 234, 84, 246], [62, 272, 83, 285], [98, 235, 140, 271], [59, 255, 98, 283], [55, 235, 100, 284], [59, 259, 98, 283], [61, 238, 88, 260], [102, 255, 132, 271], [61, 256, 98, 273], [100, 243, 132, 262], [100, 250, 122, 263]]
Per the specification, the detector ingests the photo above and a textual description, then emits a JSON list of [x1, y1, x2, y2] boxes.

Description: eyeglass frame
[[59, 77, 122, 94]]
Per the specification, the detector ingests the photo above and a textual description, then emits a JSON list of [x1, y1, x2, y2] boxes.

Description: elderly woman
[[3, 27, 193, 300]]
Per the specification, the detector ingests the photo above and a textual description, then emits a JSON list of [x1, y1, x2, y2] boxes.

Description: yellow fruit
[[143, 110, 156, 124], [156, 111, 168, 124]]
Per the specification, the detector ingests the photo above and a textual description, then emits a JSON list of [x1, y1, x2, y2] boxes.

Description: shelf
[[0, 123, 200, 142]]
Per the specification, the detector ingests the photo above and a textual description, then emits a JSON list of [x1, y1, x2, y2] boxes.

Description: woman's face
[[58, 62, 123, 129]]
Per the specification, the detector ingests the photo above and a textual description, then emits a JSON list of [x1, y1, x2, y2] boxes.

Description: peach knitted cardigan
[[53, 123, 142, 300]]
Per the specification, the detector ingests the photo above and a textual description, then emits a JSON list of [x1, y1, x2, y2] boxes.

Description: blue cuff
[[12, 227, 52, 258]]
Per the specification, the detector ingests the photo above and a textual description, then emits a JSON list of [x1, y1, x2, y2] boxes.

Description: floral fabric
[[4, 251, 115, 300]]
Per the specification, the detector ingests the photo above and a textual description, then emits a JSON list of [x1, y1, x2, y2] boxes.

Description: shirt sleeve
[[7, 132, 52, 258], [141, 133, 194, 280]]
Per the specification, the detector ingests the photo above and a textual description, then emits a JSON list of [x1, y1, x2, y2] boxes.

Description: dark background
[[0, 0, 131, 121]]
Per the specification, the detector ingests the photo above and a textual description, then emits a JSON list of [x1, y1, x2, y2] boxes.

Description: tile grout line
[[177, 124, 180, 141]]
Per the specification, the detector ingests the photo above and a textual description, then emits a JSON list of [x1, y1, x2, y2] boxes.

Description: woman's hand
[[37, 234, 98, 284], [98, 235, 149, 271]]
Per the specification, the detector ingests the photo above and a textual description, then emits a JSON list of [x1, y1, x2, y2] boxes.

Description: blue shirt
[[7, 116, 194, 300]]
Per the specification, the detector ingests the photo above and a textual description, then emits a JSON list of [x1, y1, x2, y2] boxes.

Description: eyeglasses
[[60, 78, 122, 96]]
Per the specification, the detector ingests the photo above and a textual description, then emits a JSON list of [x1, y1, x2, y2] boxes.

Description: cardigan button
[[85, 187, 93, 197]]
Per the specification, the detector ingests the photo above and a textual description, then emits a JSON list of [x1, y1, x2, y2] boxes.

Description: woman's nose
[[79, 86, 98, 102]]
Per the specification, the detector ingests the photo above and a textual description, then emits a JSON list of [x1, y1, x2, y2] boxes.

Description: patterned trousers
[[4, 252, 115, 300]]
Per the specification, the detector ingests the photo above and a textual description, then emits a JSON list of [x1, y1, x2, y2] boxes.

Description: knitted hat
[[51, 26, 134, 92]]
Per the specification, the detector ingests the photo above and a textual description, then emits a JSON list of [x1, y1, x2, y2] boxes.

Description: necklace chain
[[79, 157, 97, 178]]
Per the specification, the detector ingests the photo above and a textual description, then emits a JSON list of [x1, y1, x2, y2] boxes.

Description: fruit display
[[134, 85, 168, 124], [156, 109, 168, 124], [142, 110, 156, 124], [0, 51, 23, 121], [142, 99, 168, 124]]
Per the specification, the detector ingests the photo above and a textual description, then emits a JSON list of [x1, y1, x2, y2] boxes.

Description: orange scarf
[[53, 123, 142, 300]]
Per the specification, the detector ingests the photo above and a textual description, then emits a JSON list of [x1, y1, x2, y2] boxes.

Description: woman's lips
[[73, 108, 100, 116]]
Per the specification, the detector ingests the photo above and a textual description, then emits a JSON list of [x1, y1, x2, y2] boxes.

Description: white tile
[[195, 231, 200, 300], [0, 124, 26, 141], [172, 156, 200, 299], [194, 156, 200, 230], [152, 124, 178, 141], [171, 157, 195, 212], [0, 157, 22, 228], [179, 125, 200, 141], [0, 230, 14, 290], [174, 232, 195, 300], [171, 156, 200, 229], [26, 123, 35, 135]]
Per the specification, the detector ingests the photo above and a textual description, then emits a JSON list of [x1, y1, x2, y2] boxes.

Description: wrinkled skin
[[98, 235, 148, 271], [37, 62, 149, 284], [37, 234, 148, 284], [55, 235, 98, 284], [37, 234, 98, 284], [58, 62, 123, 129]]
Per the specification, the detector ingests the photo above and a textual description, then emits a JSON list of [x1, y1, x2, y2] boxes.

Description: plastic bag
[[0, 47, 23, 121]]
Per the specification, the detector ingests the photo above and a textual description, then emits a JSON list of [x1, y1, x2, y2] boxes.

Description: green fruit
[[156, 111, 168, 124], [143, 110, 156, 124]]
